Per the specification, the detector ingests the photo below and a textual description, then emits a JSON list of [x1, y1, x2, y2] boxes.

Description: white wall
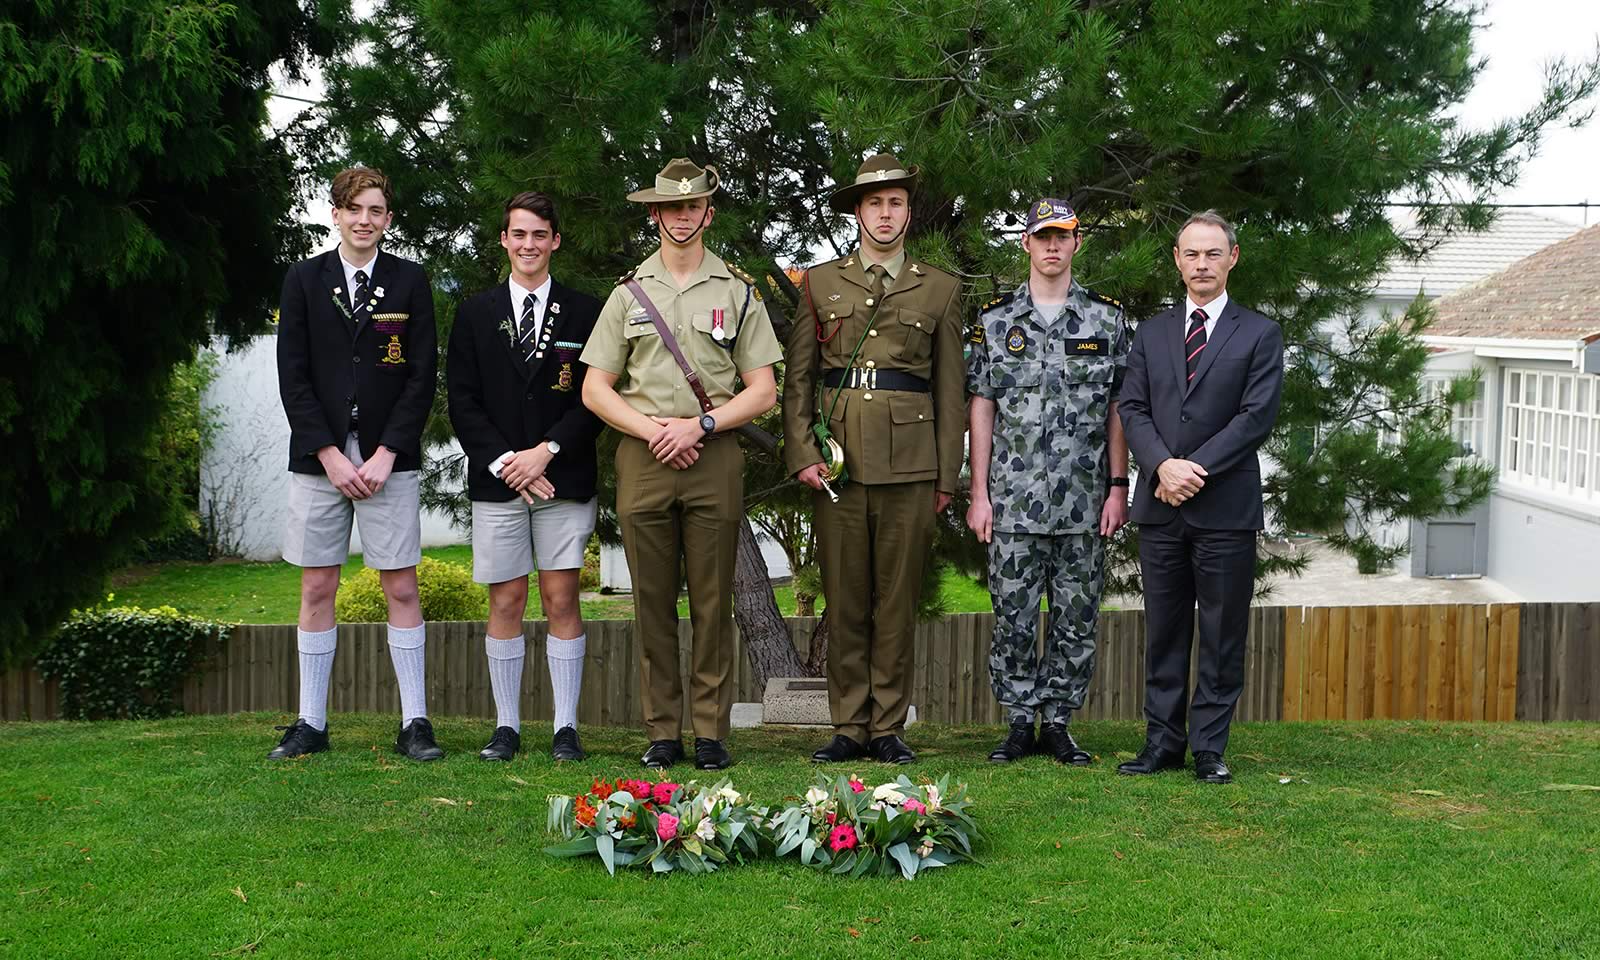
[[199, 334, 465, 561], [1486, 485, 1600, 600]]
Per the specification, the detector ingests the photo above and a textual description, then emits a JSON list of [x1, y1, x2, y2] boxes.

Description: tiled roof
[[1427, 222, 1600, 342], [1375, 209, 1581, 299]]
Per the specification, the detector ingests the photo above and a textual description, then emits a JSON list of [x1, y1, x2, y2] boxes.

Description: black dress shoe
[[1193, 751, 1233, 784], [641, 739, 685, 770], [395, 717, 445, 762], [551, 725, 585, 762], [267, 719, 329, 760], [694, 738, 733, 770], [869, 735, 916, 765], [1039, 723, 1093, 765], [811, 734, 866, 763], [1116, 741, 1185, 775], [478, 725, 520, 761], [988, 720, 1036, 763]]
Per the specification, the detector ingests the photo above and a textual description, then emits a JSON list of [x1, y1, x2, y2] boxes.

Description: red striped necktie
[[1186, 307, 1208, 382]]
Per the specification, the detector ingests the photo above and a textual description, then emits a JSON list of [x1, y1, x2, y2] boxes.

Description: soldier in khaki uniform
[[581, 158, 782, 771], [783, 153, 966, 765]]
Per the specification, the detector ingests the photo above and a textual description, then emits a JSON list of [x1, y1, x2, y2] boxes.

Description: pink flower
[[618, 779, 652, 798], [848, 776, 865, 794], [651, 782, 679, 805], [828, 822, 858, 852], [656, 813, 680, 841], [902, 798, 927, 815]]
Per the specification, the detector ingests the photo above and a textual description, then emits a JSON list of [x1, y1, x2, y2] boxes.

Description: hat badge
[[874, 169, 888, 181], [1037, 201, 1052, 216], [678, 177, 692, 194]]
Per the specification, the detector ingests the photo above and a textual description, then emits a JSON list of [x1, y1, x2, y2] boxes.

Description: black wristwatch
[[1108, 477, 1129, 488], [700, 413, 717, 435]]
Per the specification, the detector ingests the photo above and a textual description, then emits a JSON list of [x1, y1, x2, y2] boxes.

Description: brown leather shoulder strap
[[624, 278, 713, 413]]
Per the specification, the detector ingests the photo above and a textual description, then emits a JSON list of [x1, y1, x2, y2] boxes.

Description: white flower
[[916, 838, 934, 858], [718, 786, 743, 805], [695, 818, 716, 841], [804, 786, 829, 808], [871, 783, 906, 805], [925, 784, 942, 812], [701, 794, 717, 815], [868, 801, 885, 812]]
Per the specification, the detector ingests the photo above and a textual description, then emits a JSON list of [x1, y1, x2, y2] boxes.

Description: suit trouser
[[1136, 509, 1256, 755], [815, 478, 936, 743], [616, 436, 743, 741]]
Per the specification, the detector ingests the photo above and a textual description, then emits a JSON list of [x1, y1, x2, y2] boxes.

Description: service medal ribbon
[[711, 308, 726, 341]]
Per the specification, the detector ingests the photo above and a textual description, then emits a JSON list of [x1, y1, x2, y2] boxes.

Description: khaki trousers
[[815, 479, 935, 742], [616, 436, 743, 741]]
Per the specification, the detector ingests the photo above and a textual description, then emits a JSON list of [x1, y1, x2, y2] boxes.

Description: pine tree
[[0, 1, 330, 661]]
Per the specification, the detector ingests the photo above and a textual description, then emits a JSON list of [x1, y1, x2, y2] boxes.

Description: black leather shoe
[[267, 719, 329, 760], [811, 734, 866, 763], [694, 738, 733, 770], [551, 725, 585, 762], [395, 717, 445, 762], [478, 725, 520, 761], [988, 720, 1036, 763], [1116, 741, 1185, 775], [1193, 751, 1233, 784], [870, 735, 916, 765], [641, 739, 685, 770], [1039, 723, 1093, 765]]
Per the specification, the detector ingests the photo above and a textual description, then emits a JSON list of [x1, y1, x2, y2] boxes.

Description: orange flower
[[618, 810, 637, 829], [574, 795, 597, 828], [590, 779, 615, 800]]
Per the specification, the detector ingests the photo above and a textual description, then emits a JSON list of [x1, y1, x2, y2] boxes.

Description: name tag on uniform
[[627, 311, 653, 326], [1066, 338, 1108, 354]]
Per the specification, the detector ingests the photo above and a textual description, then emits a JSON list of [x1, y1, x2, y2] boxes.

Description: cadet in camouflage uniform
[[966, 199, 1131, 765]]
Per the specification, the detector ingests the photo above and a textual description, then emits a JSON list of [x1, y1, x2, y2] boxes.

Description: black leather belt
[[821, 368, 930, 392]]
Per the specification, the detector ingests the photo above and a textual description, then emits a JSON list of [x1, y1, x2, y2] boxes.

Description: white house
[[1411, 223, 1600, 601]]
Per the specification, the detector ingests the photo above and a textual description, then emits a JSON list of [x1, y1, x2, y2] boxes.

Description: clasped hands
[[647, 416, 705, 470], [319, 444, 396, 500], [501, 444, 557, 504], [1154, 457, 1207, 506]]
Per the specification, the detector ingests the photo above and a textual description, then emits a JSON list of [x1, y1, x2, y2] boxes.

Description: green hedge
[[334, 556, 487, 623], [37, 606, 228, 720]]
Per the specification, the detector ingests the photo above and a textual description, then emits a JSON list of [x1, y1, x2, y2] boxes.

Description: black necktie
[[352, 269, 370, 313], [518, 293, 539, 363], [1186, 307, 1208, 383]]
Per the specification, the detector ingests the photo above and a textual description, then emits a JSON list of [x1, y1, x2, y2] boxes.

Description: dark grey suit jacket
[[1117, 297, 1284, 530]]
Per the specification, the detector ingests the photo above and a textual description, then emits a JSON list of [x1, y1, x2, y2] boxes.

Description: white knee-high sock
[[485, 634, 525, 732], [297, 626, 338, 731], [546, 632, 585, 732], [387, 622, 428, 725]]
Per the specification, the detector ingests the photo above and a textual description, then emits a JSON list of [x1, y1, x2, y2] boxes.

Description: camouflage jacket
[[967, 279, 1131, 534]]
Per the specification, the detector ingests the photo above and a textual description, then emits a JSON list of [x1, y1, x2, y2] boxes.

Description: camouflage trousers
[[987, 531, 1106, 723]]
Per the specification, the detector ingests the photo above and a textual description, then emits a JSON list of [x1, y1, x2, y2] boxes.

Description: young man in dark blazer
[[1116, 210, 1284, 784], [271, 166, 441, 762], [448, 192, 604, 762]]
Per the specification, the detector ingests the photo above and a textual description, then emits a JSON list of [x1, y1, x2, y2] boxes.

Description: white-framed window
[[1423, 376, 1486, 458], [1500, 367, 1600, 500]]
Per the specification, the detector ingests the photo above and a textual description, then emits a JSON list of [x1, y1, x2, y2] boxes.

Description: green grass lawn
[[110, 551, 995, 624], [3, 718, 1597, 958]]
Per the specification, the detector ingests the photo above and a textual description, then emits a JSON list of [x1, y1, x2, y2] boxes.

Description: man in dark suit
[[1116, 210, 1284, 784], [271, 166, 440, 762], [448, 192, 605, 763]]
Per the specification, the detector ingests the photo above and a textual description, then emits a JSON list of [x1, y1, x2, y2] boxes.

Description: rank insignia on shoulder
[[981, 291, 1014, 314], [1005, 325, 1027, 354], [615, 268, 637, 286], [1087, 288, 1122, 309], [967, 323, 986, 345]]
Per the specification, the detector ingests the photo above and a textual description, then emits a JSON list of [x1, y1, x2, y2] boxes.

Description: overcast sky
[[270, 1, 1600, 226]]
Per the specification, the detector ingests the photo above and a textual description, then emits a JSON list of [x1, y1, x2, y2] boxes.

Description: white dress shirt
[[339, 248, 379, 310], [1184, 289, 1228, 341], [490, 274, 557, 478]]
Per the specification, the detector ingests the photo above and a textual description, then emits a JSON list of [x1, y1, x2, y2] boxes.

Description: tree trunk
[[803, 612, 830, 677], [732, 517, 811, 686]]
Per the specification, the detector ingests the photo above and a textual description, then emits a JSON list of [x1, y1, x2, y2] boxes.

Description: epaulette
[[1086, 288, 1123, 310], [615, 268, 637, 287], [727, 262, 762, 300], [979, 291, 1014, 314]]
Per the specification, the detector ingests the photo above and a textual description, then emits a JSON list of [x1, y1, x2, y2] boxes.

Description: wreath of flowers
[[546, 773, 977, 880]]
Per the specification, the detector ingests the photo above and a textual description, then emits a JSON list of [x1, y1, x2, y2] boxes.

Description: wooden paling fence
[[2, 604, 1597, 724]]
